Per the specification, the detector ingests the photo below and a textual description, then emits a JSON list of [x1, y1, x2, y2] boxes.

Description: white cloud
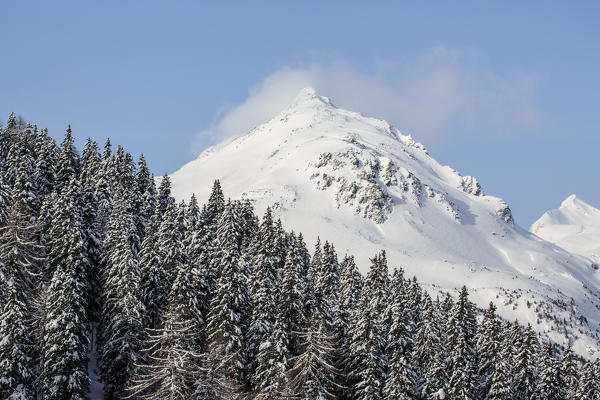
[[192, 46, 539, 154]]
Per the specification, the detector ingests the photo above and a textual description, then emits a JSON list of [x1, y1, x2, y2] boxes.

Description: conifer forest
[[1, 112, 599, 400]]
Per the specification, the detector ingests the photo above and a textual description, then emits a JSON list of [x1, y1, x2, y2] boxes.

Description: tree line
[[0, 112, 598, 399]]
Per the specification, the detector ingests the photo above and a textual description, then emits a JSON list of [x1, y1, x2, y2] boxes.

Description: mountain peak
[[287, 86, 334, 110]]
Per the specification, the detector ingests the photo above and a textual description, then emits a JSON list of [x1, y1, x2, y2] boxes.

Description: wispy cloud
[[192, 46, 539, 154]]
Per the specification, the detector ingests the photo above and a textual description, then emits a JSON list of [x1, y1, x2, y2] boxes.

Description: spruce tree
[[248, 207, 282, 386], [0, 277, 35, 400], [536, 342, 562, 400], [128, 267, 203, 400], [99, 189, 146, 400], [55, 125, 81, 194], [41, 228, 90, 400], [560, 342, 579, 398], [287, 312, 343, 400], [446, 286, 477, 400], [202, 201, 249, 398], [412, 293, 447, 399], [476, 302, 501, 398], [512, 323, 539, 400], [575, 358, 600, 399]]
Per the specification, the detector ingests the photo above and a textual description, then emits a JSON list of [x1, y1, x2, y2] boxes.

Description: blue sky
[[1, 1, 599, 226]]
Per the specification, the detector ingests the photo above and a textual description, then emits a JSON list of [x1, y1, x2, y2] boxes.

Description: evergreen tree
[[157, 174, 174, 217], [99, 189, 146, 400], [384, 263, 417, 400], [41, 227, 90, 400], [280, 233, 309, 357], [287, 312, 343, 400], [476, 302, 501, 398], [536, 343, 562, 400], [446, 286, 477, 400], [0, 277, 35, 400], [512, 323, 539, 400], [560, 342, 579, 399], [412, 293, 447, 399], [128, 268, 203, 400], [254, 304, 290, 399], [55, 125, 81, 194], [248, 207, 282, 386], [202, 201, 249, 399], [575, 358, 600, 400], [351, 252, 389, 400]]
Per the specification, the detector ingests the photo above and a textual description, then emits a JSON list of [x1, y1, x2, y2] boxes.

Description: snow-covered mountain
[[531, 195, 600, 265], [171, 87, 600, 358]]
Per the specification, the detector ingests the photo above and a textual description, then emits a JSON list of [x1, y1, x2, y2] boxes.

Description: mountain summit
[[171, 87, 600, 357], [531, 195, 600, 264]]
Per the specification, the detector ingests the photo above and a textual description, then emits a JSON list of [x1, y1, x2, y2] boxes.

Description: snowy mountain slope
[[171, 87, 600, 358], [531, 195, 600, 264]]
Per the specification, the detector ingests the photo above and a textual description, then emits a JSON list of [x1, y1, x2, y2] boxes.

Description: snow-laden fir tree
[[476, 302, 501, 398], [536, 342, 562, 400], [351, 252, 389, 400], [54, 125, 81, 194], [99, 188, 146, 400], [135, 154, 157, 237], [512, 324, 539, 400], [41, 225, 90, 400], [487, 340, 514, 400], [254, 302, 290, 399], [201, 200, 249, 399], [412, 293, 447, 399], [559, 342, 579, 399], [0, 277, 35, 400], [287, 311, 343, 400], [384, 264, 418, 400], [248, 207, 282, 386], [337, 254, 363, 394], [446, 285, 478, 400], [128, 266, 203, 400], [575, 358, 600, 399], [280, 232, 309, 358], [157, 174, 174, 217]]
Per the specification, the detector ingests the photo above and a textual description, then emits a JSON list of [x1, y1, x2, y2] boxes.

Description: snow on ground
[[171, 87, 600, 359], [531, 194, 600, 265]]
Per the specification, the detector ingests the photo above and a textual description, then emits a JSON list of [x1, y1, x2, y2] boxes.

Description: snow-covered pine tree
[[128, 266, 203, 400], [536, 342, 562, 400], [254, 302, 290, 399], [0, 178, 11, 226], [280, 232, 308, 358], [136, 154, 157, 237], [139, 212, 164, 328], [99, 188, 146, 400], [287, 311, 343, 400], [476, 302, 501, 398], [412, 293, 447, 399], [351, 252, 389, 400], [54, 125, 81, 195], [575, 358, 600, 400], [153, 202, 185, 321], [512, 323, 540, 400], [41, 226, 90, 400], [202, 200, 249, 399], [559, 342, 579, 399], [0, 166, 42, 300], [33, 134, 57, 202], [157, 173, 174, 218], [0, 277, 35, 400], [384, 263, 418, 400], [248, 207, 281, 387], [487, 343, 514, 400], [445, 286, 478, 400]]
